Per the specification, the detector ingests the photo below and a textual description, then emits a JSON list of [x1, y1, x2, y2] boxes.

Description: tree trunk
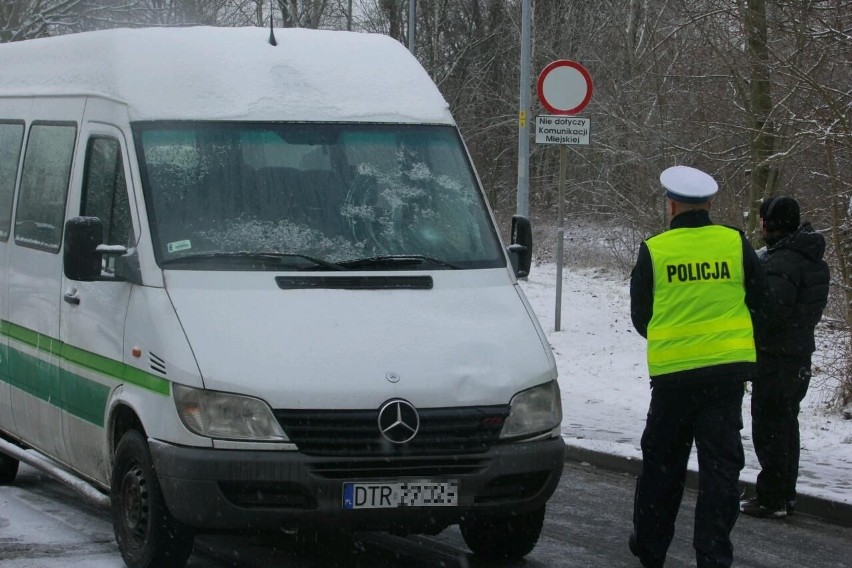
[[380, 0, 401, 41], [742, 0, 778, 241]]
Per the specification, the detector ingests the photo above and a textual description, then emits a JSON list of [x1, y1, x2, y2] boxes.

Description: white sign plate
[[535, 116, 591, 145]]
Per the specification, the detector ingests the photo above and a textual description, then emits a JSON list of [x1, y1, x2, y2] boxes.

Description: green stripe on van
[[124, 365, 171, 395], [61, 342, 129, 381], [0, 320, 171, 426], [4, 347, 110, 427], [5, 322, 62, 355]]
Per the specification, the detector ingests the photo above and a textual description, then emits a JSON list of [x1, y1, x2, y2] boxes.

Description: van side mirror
[[112, 248, 142, 285], [64, 217, 103, 281], [508, 215, 533, 278]]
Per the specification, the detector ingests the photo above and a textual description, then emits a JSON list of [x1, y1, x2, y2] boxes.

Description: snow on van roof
[[0, 26, 453, 124]]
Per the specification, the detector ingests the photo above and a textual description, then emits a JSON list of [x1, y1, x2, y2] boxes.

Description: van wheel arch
[[110, 404, 144, 457]]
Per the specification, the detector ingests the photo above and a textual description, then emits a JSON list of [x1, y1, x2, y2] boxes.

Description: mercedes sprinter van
[[0, 26, 564, 568]]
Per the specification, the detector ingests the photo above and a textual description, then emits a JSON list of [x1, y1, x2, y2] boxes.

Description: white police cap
[[660, 166, 718, 203]]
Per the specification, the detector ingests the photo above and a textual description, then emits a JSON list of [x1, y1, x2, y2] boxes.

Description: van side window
[[14, 123, 77, 252], [0, 121, 25, 241], [81, 137, 132, 248]]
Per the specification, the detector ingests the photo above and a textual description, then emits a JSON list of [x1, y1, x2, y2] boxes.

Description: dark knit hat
[[760, 196, 800, 234]]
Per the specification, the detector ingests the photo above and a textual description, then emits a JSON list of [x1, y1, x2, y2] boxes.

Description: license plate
[[342, 480, 459, 509]]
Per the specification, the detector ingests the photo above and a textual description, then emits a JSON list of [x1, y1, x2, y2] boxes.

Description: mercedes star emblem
[[377, 399, 420, 444]]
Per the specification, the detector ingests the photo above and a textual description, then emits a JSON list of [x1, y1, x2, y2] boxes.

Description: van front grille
[[273, 406, 510, 457], [309, 456, 489, 479]]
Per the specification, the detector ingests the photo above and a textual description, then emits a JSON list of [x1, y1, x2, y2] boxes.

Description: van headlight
[[173, 384, 289, 441], [500, 381, 562, 439]]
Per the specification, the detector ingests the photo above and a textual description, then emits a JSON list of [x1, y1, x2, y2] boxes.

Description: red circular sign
[[536, 60, 593, 115]]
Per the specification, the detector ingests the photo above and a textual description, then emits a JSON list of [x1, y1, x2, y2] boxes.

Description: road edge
[[564, 443, 852, 528]]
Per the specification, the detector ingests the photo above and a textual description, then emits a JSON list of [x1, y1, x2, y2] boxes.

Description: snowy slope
[[520, 262, 852, 506]]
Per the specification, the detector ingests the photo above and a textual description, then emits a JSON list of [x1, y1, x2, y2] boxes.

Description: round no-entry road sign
[[537, 60, 593, 115]]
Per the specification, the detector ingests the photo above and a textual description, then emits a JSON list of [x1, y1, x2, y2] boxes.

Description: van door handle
[[64, 290, 80, 305]]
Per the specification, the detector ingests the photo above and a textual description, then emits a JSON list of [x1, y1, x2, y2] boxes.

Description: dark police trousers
[[752, 352, 811, 508], [633, 380, 745, 568]]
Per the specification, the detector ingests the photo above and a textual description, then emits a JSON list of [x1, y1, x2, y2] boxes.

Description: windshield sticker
[[167, 240, 192, 253]]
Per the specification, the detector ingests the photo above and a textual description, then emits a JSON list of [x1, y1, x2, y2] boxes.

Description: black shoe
[[786, 499, 796, 516], [629, 533, 664, 568], [740, 496, 787, 519]]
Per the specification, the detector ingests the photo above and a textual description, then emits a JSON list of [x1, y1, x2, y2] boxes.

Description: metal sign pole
[[515, 0, 532, 218], [555, 144, 567, 331], [408, 0, 416, 53]]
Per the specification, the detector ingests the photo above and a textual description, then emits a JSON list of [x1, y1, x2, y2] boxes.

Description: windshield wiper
[[161, 252, 344, 271], [337, 255, 459, 270]]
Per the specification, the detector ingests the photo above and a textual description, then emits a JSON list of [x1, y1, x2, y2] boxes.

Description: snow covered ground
[[520, 261, 852, 506]]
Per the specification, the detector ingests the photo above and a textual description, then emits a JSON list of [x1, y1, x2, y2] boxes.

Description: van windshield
[[134, 123, 505, 271]]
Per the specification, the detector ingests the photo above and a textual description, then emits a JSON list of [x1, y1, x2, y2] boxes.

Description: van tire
[[111, 430, 194, 568], [459, 506, 545, 560], [0, 452, 19, 484]]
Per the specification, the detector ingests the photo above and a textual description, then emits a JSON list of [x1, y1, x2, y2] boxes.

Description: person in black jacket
[[741, 196, 830, 518], [629, 166, 769, 568]]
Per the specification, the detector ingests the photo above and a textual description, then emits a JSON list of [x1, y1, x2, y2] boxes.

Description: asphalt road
[[1, 461, 850, 567]]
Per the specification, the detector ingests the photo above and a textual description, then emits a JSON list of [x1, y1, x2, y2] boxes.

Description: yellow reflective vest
[[645, 225, 756, 376]]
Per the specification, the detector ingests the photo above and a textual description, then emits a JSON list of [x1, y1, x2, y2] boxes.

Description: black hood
[[767, 222, 826, 262]]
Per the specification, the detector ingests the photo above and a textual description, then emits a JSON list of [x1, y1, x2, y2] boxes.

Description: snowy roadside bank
[[519, 262, 852, 507]]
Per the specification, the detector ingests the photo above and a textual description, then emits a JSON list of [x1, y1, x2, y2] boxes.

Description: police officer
[[628, 166, 769, 568]]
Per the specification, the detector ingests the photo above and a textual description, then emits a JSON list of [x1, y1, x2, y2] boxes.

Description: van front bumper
[[149, 437, 565, 533]]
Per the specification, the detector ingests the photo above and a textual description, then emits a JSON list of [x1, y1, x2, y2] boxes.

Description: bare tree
[[0, 0, 106, 41], [2, 0, 849, 405], [740, 0, 778, 239], [276, 0, 328, 28], [377, 0, 404, 40]]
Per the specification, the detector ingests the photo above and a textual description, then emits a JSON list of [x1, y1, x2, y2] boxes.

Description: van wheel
[[0, 452, 19, 484], [460, 506, 545, 560], [111, 430, 194, 568]]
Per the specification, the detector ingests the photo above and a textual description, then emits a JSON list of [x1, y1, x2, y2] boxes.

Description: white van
[[0, 26, 564, 568]]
